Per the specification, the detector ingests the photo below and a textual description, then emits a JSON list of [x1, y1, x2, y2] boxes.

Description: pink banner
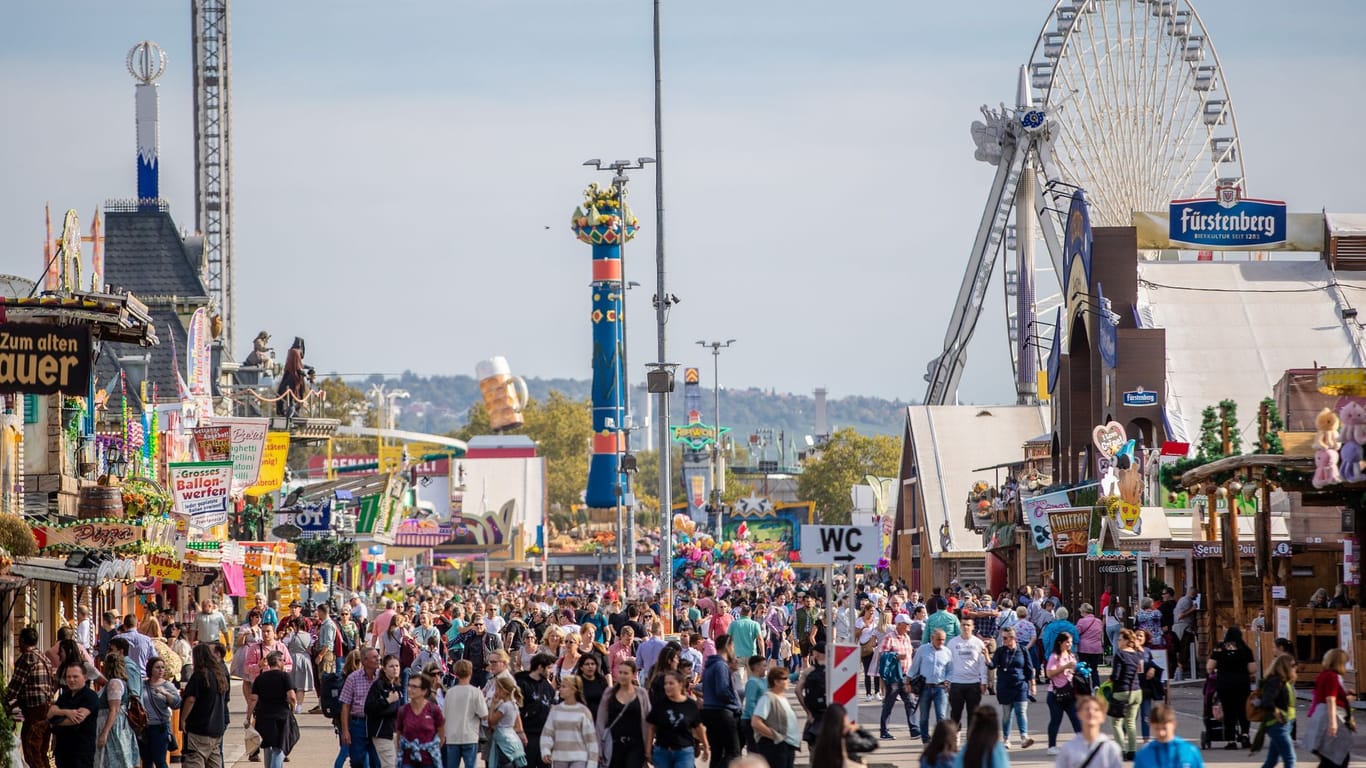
[[221, 562, 246, 597]]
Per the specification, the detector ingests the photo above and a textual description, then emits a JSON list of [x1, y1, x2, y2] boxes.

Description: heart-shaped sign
[[1092, 421, 1127, 457]]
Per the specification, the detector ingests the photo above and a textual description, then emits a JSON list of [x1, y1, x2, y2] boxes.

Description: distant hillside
[[337, 372, 912, 440]]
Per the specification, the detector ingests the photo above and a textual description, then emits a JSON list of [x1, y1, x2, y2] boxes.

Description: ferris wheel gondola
[[924, 0, 1247, 406]]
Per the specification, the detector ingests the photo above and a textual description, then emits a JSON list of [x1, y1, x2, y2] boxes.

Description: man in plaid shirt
[[5, 627, 55, 768]]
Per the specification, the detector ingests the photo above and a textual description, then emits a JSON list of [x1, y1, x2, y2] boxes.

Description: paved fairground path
[[216, 678, 1366, 768]]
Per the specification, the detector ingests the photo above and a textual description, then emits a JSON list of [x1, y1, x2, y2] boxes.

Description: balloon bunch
[[669, 513, 797, 593]]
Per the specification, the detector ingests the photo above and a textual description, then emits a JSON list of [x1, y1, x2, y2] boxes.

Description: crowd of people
[[1, 575, 1358, 768]]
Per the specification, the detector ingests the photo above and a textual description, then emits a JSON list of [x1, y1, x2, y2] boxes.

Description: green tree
[[1259, 397, 1285, 454], [796, 428, 900, 524], [1195, 405, 1222, 461]]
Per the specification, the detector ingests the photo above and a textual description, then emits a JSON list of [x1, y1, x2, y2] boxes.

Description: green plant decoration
[[0, 515, 37, 557]]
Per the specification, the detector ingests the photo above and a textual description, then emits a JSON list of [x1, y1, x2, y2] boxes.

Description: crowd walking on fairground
[[2, 576, 1356, 768]]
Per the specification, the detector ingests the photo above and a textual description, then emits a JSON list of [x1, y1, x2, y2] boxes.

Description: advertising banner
[[0, 323, 91, 395], [245, 432, 290, 496], [214, 417, 270, 493], [294, 501, 332, 533], [169, 461, 234, 529], [192, 426, 231, 462], [1047, 507, 1092, 557], [1022, 490, 1070, 551], [186, 307, 212, 397], [1168, 187, 1287, 249], [146, 556, 183, 582], [33, 522, 142, 550]]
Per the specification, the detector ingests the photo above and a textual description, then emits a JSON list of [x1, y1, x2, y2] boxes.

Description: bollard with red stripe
[[829, 643, 862, 712]]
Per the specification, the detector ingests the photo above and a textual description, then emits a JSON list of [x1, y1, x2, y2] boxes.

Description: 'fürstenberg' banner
[[0, 323, 91, 395]]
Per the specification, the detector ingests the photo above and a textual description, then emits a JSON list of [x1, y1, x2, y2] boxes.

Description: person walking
[[1255, 653, 1295, 768], [486, 674, 528, 768], [878, 615, 921, 740], [645, 670, 709, 768], [5, 626, 56, 768], [1044, 633, 1082, 756], [180, 644, 230, 768], [364, 655, 404, 768], [248, 652, 297, 768], [953, 706, 1007, 768], [192, 601, 229, 648], [141, 657, 183, 768], [750, 666, 800, 768], [699, 634, 741, 768], [908, 628, 953, 742], [394, 672, 444, 768], [1302, 648, 1352, 768], [282, 619, 314, 703], [1053, 696, 1122, 768], [1108, 629, 1145, 760], [990, 625, 1035, 749], [1133, 705, 1204, 768], [95, 653, 140, 768], [1207, 626, 1255, 749], [1075, 604, 1105, 692], [946, 619, 989, 733], [339, 648, 382, 768], [51, 662, 100, 768], [540, 675, 598, 768], [595, 659, 650, 768], [441, 661, 487, 768]]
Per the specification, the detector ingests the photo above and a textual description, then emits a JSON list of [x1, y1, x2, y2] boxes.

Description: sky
[[1, 1, 1363, 404]]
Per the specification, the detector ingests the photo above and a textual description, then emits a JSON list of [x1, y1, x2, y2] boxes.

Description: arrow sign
[[799, 524, 881, 566]]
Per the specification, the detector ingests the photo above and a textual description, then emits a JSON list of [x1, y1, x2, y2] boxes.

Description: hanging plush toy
[[1339, 402, 1366, 483], [1313, 407, 1343, 488]]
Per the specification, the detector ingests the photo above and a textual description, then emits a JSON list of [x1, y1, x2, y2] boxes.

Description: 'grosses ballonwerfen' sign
[[1169, 184, 1286, 249], [0, 323, 91, 395]]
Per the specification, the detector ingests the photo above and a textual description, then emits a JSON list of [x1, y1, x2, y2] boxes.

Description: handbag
[[167, 730, 178, 753], [598, 691, 636, 767], [125, 690, 149, 734], [1106, 693, 1126, 719]]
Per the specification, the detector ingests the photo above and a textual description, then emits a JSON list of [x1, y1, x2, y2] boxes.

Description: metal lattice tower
[[191, 0, 234, 355]]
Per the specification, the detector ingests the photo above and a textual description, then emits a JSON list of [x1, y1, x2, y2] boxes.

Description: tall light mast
[[191, 0, 235, 355]]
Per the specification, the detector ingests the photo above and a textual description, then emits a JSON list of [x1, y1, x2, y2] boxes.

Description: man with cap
[[878, 613, 921, 740]]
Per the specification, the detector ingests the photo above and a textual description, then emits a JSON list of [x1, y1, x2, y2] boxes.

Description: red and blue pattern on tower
[[571, 183, 638, 509]]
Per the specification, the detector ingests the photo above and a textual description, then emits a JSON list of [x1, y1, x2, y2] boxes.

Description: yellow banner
[[245, 432, 291, 496], [146, 556, 183, 581]]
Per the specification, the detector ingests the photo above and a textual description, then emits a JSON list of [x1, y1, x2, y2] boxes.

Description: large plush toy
[[1340, 402, 1366, 483], [1313, 407, 1343, 488]]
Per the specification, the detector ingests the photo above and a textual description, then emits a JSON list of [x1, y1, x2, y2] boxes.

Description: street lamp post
[[697, 339, 735, 535], [583, 158, 654, 590]]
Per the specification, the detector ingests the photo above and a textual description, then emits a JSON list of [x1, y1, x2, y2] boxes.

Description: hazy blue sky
[[2, 1, 1362, 404]]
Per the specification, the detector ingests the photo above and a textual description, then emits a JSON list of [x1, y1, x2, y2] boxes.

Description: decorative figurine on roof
[[1339, 401, 1366, 483], [1312, 407, 1342, 488], [276, 337, 314, 417], [243, 331, 276, 374]]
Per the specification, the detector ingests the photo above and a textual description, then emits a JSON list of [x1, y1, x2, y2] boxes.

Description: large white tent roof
[[1136, 261, 1366, 446], [905, 405, 1051, 556]]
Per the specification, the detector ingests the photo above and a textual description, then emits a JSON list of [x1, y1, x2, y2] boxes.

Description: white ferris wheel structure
[[924, 0, 1247, 406]]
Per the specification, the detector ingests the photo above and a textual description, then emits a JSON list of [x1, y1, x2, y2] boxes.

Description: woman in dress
[[1044, 632, 1082, 756], [95, 652, 140, 768], [1303, 648, 1353, 768], [572, 654, 607, 716], [283, 617, 315, 700], [248, 652, 296, 768], [140, 657, 183, 768], [595, 659, 650, 768], [395, 673, 444, 768], [645, 670, 709, 768], [540, 675, 598, 767], [1207, 626, 1256, 749], [364, 655, 404, 768]]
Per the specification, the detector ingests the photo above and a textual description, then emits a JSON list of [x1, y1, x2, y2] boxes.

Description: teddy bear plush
[[1339, 402, 1366, 483], [1313, 408, 1343, 488]]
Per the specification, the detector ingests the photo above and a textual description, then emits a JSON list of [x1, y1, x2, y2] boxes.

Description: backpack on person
[[399, 633, 422, 670], [878, 650, 905, 685]]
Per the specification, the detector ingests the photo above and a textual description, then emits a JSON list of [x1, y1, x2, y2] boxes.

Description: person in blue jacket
[[700, 633, 742, 768], [1133, 704, 1204, 768]]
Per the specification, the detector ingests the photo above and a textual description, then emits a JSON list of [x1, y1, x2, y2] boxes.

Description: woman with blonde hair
[[95, 653, 140, 768], [541, 675, 598, 767], [1303, 648, 1352, 768], [486, 674, 528, 768], [139, 618, 184, 684]]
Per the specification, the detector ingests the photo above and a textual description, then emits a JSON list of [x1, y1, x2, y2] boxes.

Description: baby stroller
[[1198, 674, 1247, 749]]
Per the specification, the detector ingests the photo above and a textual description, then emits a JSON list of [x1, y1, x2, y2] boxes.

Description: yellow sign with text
[[245, 432, 291, 496]]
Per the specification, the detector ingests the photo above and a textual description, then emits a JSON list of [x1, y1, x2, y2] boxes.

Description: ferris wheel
[[924, 0, 1247, 406]]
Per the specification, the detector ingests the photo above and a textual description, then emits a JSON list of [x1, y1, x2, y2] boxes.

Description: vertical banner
[[168, 461, 233, 530], [214, 417, 270, 493], [1340, 613, 1355, 671], [245, 432, 291, 496]]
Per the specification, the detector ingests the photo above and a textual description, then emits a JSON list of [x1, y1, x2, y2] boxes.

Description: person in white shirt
[[946, 618, 989, 733], [442, 660, 488, 768], [75, 606, 94, 654], [1055, 695, 1123, 768]]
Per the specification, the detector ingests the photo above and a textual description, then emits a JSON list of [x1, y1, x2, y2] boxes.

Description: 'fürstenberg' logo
[[1169, 183, 1286, 249]]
